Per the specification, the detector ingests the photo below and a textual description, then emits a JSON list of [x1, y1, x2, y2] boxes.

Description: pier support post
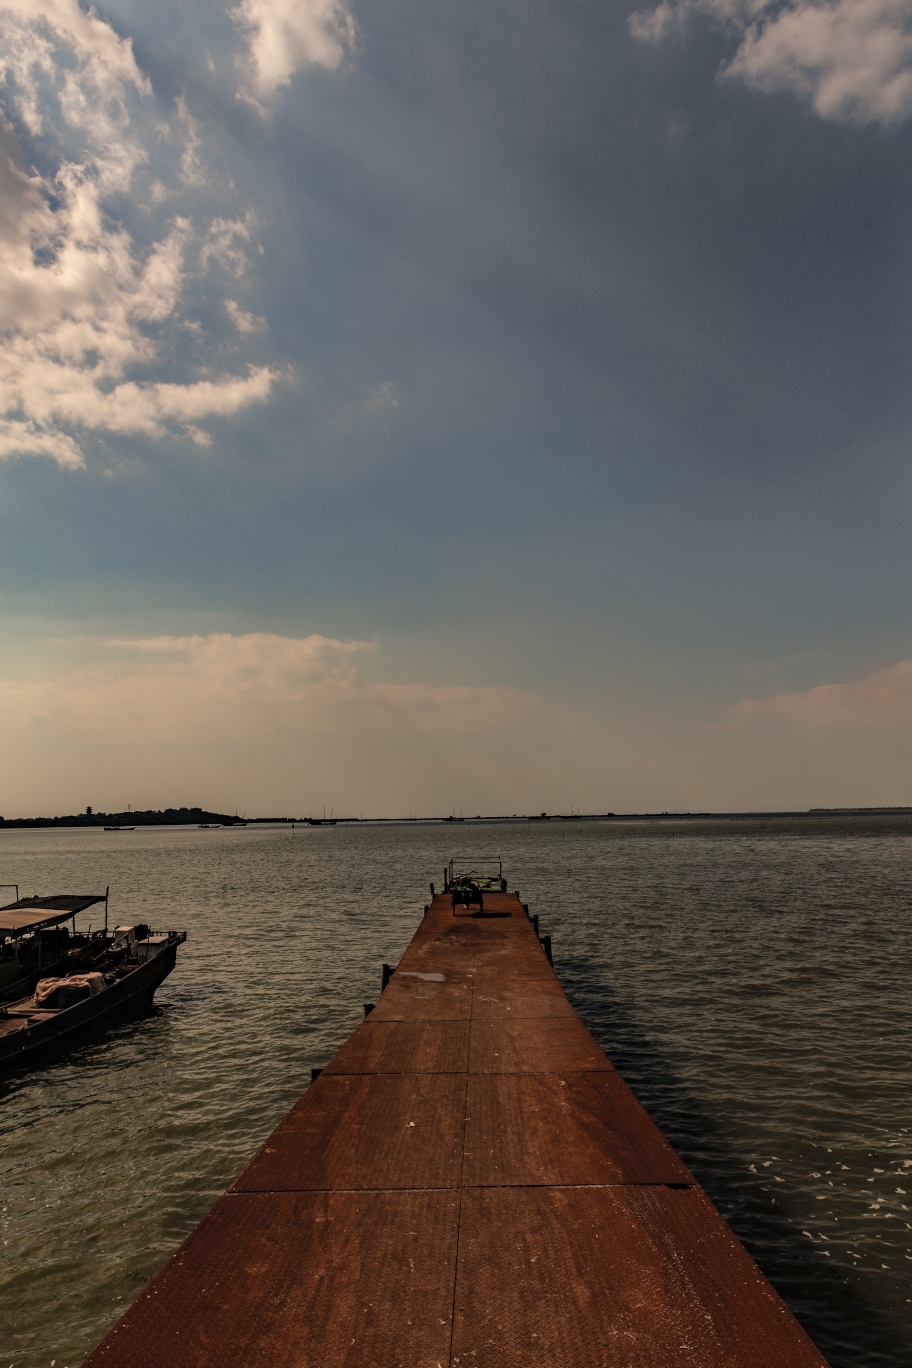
[[381, 963, 393, 992], [541, 934, 552, 965]]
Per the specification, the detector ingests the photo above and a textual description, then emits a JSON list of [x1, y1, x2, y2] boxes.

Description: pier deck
[[85, 891, 828, 1367]]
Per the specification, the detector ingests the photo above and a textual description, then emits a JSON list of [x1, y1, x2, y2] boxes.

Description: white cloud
[[27, 366, 279, 442], [175, 94, 206, 188], [0, 0, 277, 467], [732, 657, 912, 724], [225, 299, 265, 332], [231, 0, 358, 101], [630, 0, 912, 124], [199, 214, 263, 278]]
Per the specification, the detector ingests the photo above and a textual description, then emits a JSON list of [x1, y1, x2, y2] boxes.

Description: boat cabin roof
[[0, 895, 107, 934]]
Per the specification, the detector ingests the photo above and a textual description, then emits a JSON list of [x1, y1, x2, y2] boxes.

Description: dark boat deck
[[84, 891, 829, 1367]]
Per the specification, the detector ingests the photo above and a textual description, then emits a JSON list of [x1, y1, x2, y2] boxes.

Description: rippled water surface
[[1, 819, 910, 1367]]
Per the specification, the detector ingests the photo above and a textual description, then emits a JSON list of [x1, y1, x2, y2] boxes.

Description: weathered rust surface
[[326, 1019, 470, 1073], [86, 1190, 460, 1368], [368, 968, 474, 1020], [468, 1016, 613, 1074], [398, 924, 478, 961], [84, 888, 830, 1368], [463, 1073, 694, 1186], [452, 1186, 828, 1368], [471, 975, 578, 1019], [232, 1073, 466, 1191]]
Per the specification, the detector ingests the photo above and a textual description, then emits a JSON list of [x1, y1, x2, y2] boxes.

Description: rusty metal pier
[[85, 889, 828, 1367]]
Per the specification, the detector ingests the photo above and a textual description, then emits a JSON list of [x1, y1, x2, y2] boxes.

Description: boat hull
[[0, 940, 180, 1069]]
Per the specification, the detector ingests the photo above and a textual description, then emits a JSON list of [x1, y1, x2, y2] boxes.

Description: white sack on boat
[[35, 973, 106, 1004]]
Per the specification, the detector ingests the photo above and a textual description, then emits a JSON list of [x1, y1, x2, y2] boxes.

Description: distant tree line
[[0, 807, 248, 828]]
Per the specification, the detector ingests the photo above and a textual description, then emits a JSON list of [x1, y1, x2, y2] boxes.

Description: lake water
[[1, 818, 910, 1367]]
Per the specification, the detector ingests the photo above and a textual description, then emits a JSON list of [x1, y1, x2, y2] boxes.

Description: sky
[[2, 0, 912, 816]]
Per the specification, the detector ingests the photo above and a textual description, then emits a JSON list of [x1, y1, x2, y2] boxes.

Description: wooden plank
[[471, 956, 559, 981], [369, 969, 474, 1020], [469, 1017, 614, 1074], [325, 1019, 470, 1074], [471, 972, 577, 1019], [463, 1073, 693, 1186], [84, 1189, 460, 1368], [452, 1186, 829, 1368], [232, 1073, 466, 1190], [397, 924, 478, 968]]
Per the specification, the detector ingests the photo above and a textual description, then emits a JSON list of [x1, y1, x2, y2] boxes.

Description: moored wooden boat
[[0, 895, 186, 1069], [0, 894, 110, 1004]]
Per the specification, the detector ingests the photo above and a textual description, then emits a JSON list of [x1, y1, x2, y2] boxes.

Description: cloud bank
[[0, 632, 568, 815], [732, 656, 912, 724], [6, 635, 912, 815], [0, 0, 278, 468], [631, 0, 912, 124]]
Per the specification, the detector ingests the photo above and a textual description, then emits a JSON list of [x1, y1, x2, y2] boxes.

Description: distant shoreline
[[2, 806, 912, 829]]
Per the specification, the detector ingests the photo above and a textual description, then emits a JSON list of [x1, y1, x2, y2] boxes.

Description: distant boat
[[104, 826, 135, 832], [197, 824, 221, 829]]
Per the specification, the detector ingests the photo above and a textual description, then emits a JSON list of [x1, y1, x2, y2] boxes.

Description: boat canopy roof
[[0, 895, 106, 934]]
